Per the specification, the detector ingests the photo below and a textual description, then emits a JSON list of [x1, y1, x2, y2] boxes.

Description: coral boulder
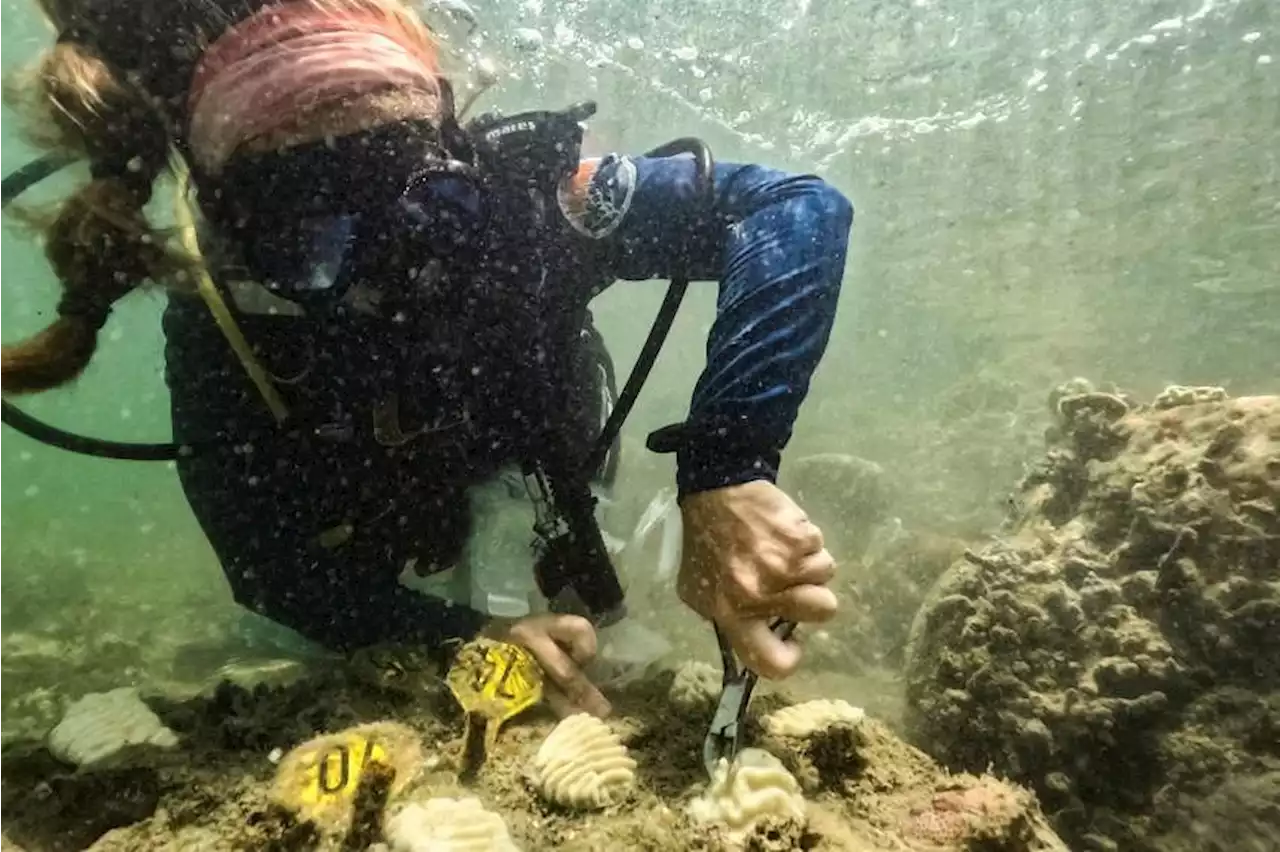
[[904, 386, 1280, 851]]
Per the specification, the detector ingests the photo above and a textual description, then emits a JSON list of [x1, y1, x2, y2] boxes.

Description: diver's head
[[187, 0, 447, 174], [1, 0, 453, 394]]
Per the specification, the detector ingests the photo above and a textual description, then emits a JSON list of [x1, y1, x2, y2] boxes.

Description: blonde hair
[[2, 37, 176, 394], [1, 0, 438, 395]]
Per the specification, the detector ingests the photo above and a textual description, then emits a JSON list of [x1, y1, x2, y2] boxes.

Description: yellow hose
[[170, 163, 289, 424]]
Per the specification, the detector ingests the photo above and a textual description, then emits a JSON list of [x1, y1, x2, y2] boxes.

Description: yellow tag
[[447, 639, 544, 724], [272, 723, 421, 830], [297, 734, 388, 806]]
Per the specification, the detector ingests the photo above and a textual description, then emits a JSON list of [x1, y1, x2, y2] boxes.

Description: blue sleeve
[[573, 155, 853, 496]]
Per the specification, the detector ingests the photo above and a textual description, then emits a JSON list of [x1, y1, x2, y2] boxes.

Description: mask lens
[[402, 172, 487, 255]]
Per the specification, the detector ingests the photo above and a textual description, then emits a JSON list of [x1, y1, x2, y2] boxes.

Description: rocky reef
[[2, 649, 1069, 851], [904, 382, 1280, 851]]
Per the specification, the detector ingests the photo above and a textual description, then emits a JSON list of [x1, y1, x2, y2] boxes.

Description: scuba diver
[[1, 0, 853, 719]]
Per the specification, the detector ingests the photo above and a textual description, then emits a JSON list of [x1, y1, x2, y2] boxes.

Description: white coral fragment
[[531, 713, 636, 809], [1057, 392, 1131, 422], [387, 797, 518, 851], [1153, 385, 1228, 409], [763, 699, 866, 738], [668, 661, 720, 712], [688, 748, 806, 836], [47, 687, 178, 769]]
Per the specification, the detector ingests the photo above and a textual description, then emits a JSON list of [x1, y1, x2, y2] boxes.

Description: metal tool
[[702, 618, 797, 776]]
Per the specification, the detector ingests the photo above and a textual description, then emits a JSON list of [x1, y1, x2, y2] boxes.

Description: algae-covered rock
[[747, 703, 1067, 852], [905, 387, 1280, 851], [3, 647, 1069, 851], [779, 453, 891, 565]]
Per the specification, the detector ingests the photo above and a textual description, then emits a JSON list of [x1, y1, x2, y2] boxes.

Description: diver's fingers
[[722, 617, 803, 680], [766, 584, 839, 625], [544, 684, 581, 720], [793, 548, 836, 588], [733, 573, 839, 624], [520, 619, 611, 718], [543, 614, 599, 666]]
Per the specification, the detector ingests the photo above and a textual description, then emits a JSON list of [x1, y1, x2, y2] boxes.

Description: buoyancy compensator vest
[[1, 96, 716, 627]]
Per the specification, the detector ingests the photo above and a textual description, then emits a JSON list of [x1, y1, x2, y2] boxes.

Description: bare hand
[[485, 613, 611, 718], [677, 480, 837, 679]]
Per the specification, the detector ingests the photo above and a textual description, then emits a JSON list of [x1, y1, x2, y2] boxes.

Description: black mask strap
[[465, 101, 598, 191], [435, 77, 476, 165]]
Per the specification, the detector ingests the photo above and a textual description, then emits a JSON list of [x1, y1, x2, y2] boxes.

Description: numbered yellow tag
[[298, 735, 388, 805], [446, 638, 544, 724], [271, 722, 422, 831], [447, 639, 544, 778]]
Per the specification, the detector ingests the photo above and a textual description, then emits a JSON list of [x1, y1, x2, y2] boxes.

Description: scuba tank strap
[[507, 131, 716, 627], [172, 158, 290, 424], [0, 150, 287, 459]]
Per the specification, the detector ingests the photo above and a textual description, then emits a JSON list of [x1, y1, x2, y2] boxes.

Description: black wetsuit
[[62, 0, 855, 652]]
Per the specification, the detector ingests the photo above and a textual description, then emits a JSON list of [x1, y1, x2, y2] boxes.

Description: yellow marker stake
[[447, 639, 544, 775]]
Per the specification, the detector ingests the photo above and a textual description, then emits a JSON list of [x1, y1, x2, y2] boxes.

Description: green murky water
[[2, 0, 1276, 746]]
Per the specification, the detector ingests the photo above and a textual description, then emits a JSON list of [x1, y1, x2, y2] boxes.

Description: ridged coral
[[386, 797, 519, 852], [531, 713, 636, 809], [47, 688, 178, 769], [763, 699, 865, 738], [687, 748, 806, 836]]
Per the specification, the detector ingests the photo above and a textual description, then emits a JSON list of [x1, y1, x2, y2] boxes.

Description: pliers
[[702, 617, 797, 777]]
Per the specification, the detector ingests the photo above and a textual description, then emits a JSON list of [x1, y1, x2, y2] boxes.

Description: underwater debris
[[587, 619, 673, 688], [270, 721, 422, 834], [530, 712, 636, 810], [385, 796, 519, 852], [906, 386, 1280, 851], [47, 688, 178, 770]]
